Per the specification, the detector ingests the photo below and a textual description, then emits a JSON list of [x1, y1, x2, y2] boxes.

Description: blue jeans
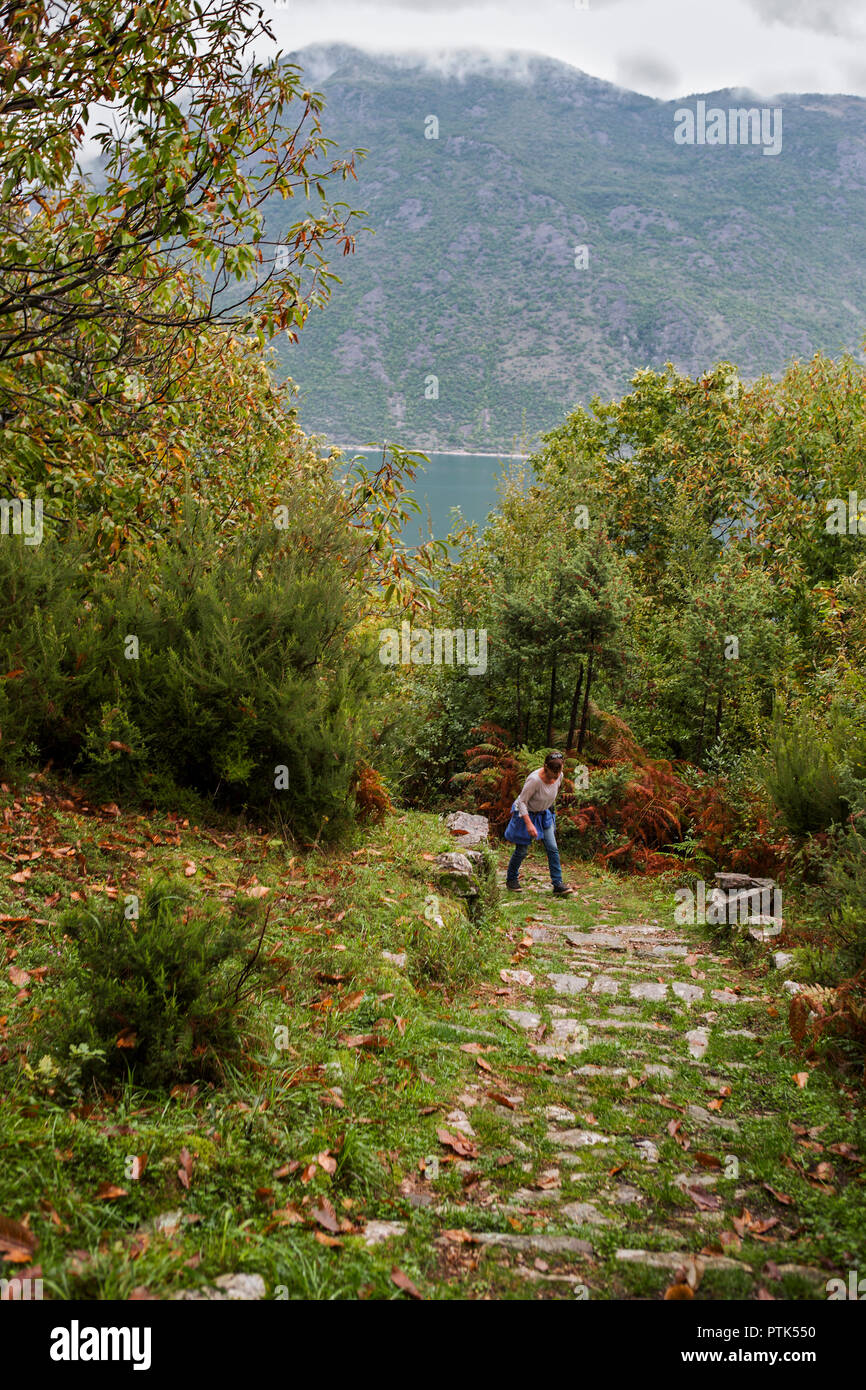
[[507, 819, 563, 888]]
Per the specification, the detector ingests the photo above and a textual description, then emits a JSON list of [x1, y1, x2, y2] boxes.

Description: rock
[[561, 1201, 612, 1227], [672, 982, 704, 1004], [548, 973, 590, 995], [470, 1233, 594, 1256], [674, 1172, 718, 1189], [629, 981, 667, 1002], [504, 1008, 542, 1030], [686, 1028, 709, 1058], [566, 932, 627, 951], [749, 923, 782, 942], [434, 852, 478, 896], [711, 990, 739, 1004], [445, 1109, 476, 1136], [445, 811, 489, 846], [612, 1185, 644, 1205], [363, 1220, 407, 1246], [615, 1249, 744, 1273], [501, 968, 535, 987], [687, 1104, 740, 1133], [772, 951, 794, 971], [644, 1064, 674, 1078], [592, 976, 620, 995], [545, 1104, 576, 1122], [574, 1064, 627, 1077], [381, 950, 407, 968], [634, 1139, 660, 1163], [783, 980, 801, 995], [174, 1273, 266, 1301], [549, 1128, 616, 1148], [714, 873, 775, 892]]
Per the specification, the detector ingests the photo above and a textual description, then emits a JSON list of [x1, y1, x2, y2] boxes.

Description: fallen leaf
[[94, 1183, 127, 1201], [391, 1267, 423, 1300], [793, 1072, 809, 1088], [437, 1127, 479, 1159], [694, 1152, 723, 1170], [664, 1282, 694, 1299], [128, 1156, 148, 1181], [310, 1198, 339, 1233], [763, 1184, 794, 1206], [183, 860, 196, 877], [0, 1215, 37, 1260]]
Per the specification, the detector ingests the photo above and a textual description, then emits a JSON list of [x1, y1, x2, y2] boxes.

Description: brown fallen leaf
[[94, 1183, 127, 1201], [0, 1215, 37, 1260], [177, 1146, 193, 1191], [685, 1185, 722, 1212], [694, 1152, 723, 1170], [314, 1231, 343, 1247], [487, 1091, 517, 1110], [664, 1282, 694, 1300], [391, 1267, 423, 1300], [127, 1156, 148, 1181], [338, 1033, 390, 1050], [311, 1198, 339, 1233], [317, 1151, 337, 1175], [437, 1127, 479, 1159], [337, 991, 365, 1012], [183, 860, 196, 877], [8, 966, 29, 986], [475, 1056, 494, 1074], [763, 1184, 794, 1206], [793, 1072, 810, 1088]]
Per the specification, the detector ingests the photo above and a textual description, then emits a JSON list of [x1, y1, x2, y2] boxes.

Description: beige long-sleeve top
[[516, 770, 562, 817]]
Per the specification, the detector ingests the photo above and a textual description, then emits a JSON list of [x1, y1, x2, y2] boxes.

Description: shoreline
[[334, 445, 531, 460]]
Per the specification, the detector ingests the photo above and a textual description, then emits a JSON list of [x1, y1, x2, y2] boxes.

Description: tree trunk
[[713, 689, 723, 743], [577, 648, 594, 753], [695, 686, 709, 765], [546, 652, 557, 746], [515, 665, 522, 745], [566, 663, 584, 752]]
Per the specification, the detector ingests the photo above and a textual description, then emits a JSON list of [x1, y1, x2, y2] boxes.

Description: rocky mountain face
[[270, 45, 866, 452]]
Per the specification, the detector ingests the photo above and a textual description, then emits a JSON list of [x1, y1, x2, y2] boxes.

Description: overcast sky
[[268, 0, 866, 99]]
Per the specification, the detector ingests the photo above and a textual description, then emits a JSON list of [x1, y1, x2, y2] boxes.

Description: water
[[338, 448, 530, 542]]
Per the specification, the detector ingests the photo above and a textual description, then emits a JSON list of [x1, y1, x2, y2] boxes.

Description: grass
[[0, 774, 864, 1300]]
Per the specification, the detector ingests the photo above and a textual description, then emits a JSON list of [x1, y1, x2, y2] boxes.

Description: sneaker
[[552, 883, 573, 897], [506, 881, 523, 892]]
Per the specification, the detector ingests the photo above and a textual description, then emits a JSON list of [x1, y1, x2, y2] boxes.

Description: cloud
[[615, 52, 681, 95], [742, 0, 866, 38]]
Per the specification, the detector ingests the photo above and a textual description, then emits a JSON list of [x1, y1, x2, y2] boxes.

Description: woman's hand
[[524, 815, 539, 839]]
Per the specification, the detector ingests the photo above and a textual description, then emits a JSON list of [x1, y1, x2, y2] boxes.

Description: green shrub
[[0, 496, 381, 842], [408, 901, 487, 992], [764, 708, 854, 836], [28, 881, 268, 1091]]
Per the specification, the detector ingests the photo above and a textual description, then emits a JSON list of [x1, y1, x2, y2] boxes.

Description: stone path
[[425, 869, 833, 1299]]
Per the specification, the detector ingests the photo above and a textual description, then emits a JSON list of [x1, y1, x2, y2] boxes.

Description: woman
[[504, 751, 573, 896]]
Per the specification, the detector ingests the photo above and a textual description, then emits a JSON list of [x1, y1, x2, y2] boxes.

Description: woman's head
[[543, 751, 564, 779]]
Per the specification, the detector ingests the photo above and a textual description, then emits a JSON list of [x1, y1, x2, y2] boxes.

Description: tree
[[0, 0, 365, 435]]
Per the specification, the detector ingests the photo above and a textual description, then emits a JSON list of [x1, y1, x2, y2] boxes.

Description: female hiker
[[504, 751, 573, 896]]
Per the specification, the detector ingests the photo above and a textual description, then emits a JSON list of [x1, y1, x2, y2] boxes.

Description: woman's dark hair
[[544, 751, 564, 773]]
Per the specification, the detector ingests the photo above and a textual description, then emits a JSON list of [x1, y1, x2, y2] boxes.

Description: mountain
[[269, 45, 866, 453]]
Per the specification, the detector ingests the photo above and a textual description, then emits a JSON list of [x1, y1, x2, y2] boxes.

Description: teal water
[[339, 448, 530, 542]]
